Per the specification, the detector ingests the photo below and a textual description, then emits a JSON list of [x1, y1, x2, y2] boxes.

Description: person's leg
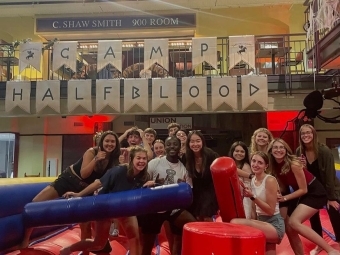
[[289, 204, 339, 253], [309, 212, 323, 255], [266, 243, 276, 255], [140, 233, 157, 255], [163, 221, 174, 253], [60, 219, 111, 255], [79, 222, 92, 255], [280, 206, 304, 255], [327, 203, 340, 243], [139, 213, 164, 255], [230, 218, 279, 243], [118, 217, 140, 255]]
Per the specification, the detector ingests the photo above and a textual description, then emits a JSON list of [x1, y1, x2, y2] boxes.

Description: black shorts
[[50, 167, 89, 197], [138, 210, 183, 235], [281, 178, 327, 216]]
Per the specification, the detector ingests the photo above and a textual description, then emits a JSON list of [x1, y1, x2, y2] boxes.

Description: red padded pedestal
[[182, 222, 266, 255]]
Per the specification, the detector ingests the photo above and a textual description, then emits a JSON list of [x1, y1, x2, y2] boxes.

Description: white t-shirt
[[148, 157, 192, 187]]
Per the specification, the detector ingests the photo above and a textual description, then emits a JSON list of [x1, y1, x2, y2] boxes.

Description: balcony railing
[[0, 33, 311, 82]]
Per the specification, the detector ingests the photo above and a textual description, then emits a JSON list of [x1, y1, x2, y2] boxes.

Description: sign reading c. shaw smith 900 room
[[36, 14, 196, 32]]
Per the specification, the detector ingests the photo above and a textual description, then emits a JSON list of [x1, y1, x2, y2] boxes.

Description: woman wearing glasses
[[297, 124, 340, 255], [268, 138, 339, 255]]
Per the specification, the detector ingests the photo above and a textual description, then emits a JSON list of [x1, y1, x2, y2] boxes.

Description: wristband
[[250, 195, 256, 201]]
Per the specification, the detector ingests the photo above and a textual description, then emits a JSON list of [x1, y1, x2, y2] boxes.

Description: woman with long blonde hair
[[249, 128, 274, 155], [268, 138, 339, 255]]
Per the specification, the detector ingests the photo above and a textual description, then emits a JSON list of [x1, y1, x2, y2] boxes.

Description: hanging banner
[[5, 81, 31, 113], [36, 80, 60, 113], [241, 75, 268, 110], [97, 40, 122, 73], [67, 80, 92, 113], [152, 78, 177, 112], [96, 79, 120, 113], [229, 35, 255, 71], [192, 37, 217, 70], [124, 79, 148, 113], [211, 76, 238, 111], [19, 42, 43, 73], [182, 77, 207, 112], [144, 39, 169, 71], [53, 41, 78, 72]]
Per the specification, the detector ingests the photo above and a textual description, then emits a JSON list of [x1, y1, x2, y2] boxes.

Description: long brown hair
[[96, 131, 120, 173], [267, 138, 302, 176], [127, 146, 149, 183], [298, 124, 319, 156]]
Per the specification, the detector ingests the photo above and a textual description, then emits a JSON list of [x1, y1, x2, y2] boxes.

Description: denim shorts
[[258, 213, 285, 244]]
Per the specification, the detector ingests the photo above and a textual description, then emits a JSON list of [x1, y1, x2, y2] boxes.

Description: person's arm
[[320, 145, 338, 200], [249, 177, 278, 216], [118, 127, 134, 143], [79, 147, 105, 179], [281, 163, 307, 201], [63, 179, 102, 198], [237, 163, 253, 179], [138, 129, 153, 160]]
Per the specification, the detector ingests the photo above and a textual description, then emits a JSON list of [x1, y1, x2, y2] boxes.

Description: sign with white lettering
[[124, 79, 148, 113], [150, 116, 192, 130], [182, 77, 207, 112], [36, 80, 60, 113], [211, 76, 237, 111], [5, 81, 31, 113], [152, 78, 177, 112], [96, 79, 120, 113], [36, 14, 196, 32], [67, 80, 92, 113]]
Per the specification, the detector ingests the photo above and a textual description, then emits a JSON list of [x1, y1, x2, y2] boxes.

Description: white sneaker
[[310, 246, 322, 255]]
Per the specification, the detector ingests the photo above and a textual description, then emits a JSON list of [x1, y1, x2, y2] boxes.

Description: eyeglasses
[[301, 131, 313, 136], [272, 146, 285, 151], [188, 130, 201, 134]]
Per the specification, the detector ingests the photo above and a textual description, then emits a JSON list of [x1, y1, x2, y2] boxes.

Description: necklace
[[166, 158, 180, 170]]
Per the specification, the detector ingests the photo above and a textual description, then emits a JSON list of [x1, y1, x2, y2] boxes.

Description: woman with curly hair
[[249, 128, 274, 156]]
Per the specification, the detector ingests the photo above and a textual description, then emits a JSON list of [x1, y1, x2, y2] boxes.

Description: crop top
[[273, 161, 314, 190], [72, 147, 114, 185]]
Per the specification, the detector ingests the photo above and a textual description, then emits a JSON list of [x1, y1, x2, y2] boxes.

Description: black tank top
[[72, 147, 114, 184]]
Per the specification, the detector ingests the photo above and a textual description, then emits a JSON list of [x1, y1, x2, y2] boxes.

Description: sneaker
[[310, 246, 322, 255], [110, 228, 119, 237]]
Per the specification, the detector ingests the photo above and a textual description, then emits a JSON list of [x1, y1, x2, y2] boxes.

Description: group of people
[[229, 126, 340, 255], [18, 123, 340, 255]]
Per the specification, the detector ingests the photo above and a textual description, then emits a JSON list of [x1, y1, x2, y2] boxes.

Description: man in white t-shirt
[[138, 136, 195, 255]]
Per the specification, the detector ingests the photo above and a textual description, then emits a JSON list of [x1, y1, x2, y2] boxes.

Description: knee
[[287, 218, 300, 231], [230, 218, 240, 224]]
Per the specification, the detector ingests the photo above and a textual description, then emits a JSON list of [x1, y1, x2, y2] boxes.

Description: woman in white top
[[231, 151, 285, 255]]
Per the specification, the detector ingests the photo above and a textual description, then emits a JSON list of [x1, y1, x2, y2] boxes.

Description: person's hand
[[95, 147, 106, 161], [243, 187, 254, 198], [63, 191, 80, 198], [137, 129, 145, 138], [119, 148, 129, 164], [299, 154, 306, 167], [155, 173, 165, 185], [327, 200, 340, 211], [177, 176, 186, 183], [143, 181, 156, 187]]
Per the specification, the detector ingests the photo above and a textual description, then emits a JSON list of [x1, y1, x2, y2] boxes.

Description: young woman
[[268, 138, 340, 255], [231, 151, 285, 255], [184, 130, 219, 221], [297, 124, 340, 255], [175, 129, 188, 159], [20, 131, 120, 248], [229, 141, 253, 219], [60, 146, 150, 255], [153, 139, 165, 158], [249, 128, 274, 155]]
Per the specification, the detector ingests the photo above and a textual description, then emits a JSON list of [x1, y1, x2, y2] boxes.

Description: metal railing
[[0, 33, 310, 82]]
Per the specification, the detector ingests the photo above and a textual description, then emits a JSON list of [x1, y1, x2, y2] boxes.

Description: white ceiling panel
[[0, 0, 305, 17]]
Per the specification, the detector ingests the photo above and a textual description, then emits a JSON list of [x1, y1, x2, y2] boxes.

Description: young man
[[138, 136, 196, 255], [167, 123, 181, 136], [144, 127, 157, 148]]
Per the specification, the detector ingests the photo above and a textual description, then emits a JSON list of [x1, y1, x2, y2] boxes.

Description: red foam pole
[[210, 157, 245, 222]]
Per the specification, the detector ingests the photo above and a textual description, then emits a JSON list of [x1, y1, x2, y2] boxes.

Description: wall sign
[[150, 116, 192, 130], [36, 14, 196, 32]]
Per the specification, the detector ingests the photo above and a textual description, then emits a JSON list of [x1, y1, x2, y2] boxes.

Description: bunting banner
[[192, 37, 218, 70], [229, 35, 255, 71], [19, 42, 43, 73], [211, 76, 238, 111], [36, 80, 60, 113], [97, 40, 122, 73], [67, 80, 92, 113], [182, 77, 207, 112], [96, 79, 120, 113], [5, 81, 31, 113], [241, 75, 268, 110], [124, 79, 148, 113], [152, 78, 177, 112], [53, 41, 78, 72], [144, 39, 169, 71]]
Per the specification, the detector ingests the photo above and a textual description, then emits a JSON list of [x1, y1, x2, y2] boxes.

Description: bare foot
[[60, 247, 71, 255]]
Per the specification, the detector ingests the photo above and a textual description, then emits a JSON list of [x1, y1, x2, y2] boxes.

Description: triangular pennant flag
[[53, 41, 77, 72], [19, 42, 43, 73], [97, 40, 122, 72], [192, 37, 217, 70], [144, 39, 169, 71]]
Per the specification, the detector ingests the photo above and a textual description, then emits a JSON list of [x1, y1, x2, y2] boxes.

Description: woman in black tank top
[[20, 131, 120, 249]]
